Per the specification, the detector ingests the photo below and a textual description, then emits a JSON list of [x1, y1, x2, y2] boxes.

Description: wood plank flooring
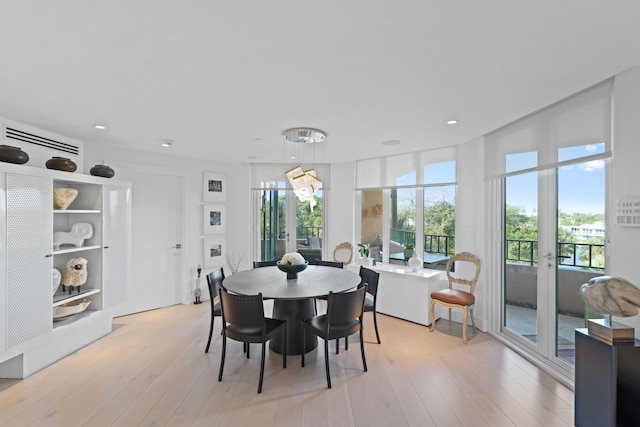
[[0, 303, 574, 426]]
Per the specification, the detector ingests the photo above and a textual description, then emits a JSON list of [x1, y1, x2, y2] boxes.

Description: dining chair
[[313, 260, 344, 315], [301, 284, 368, 389], [429, 252, 481, 344], [359, 266, 381, 344], [218, 287, 287, 393], [253, 260, 277, 268], [204, 267, 225, 353]]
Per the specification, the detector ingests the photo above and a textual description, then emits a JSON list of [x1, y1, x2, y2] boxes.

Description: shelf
[[53, 210, 101, 214], [52, 310, 98, 328], [53, 288, 101, 307], [53, 245, 101, 255]]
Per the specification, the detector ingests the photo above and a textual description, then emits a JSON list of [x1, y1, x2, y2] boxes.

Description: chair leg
[[448, 308, 452, 324], [218, 335, 227, 381], [301, 321, 306, 367], [462, 308, 468, 344], [336, 338, 339, 354], [429, 301, 436, 332], [205, 315, 214, 353], [258, 342, 266, 393], [359, 329, 368, 372], [372, 311, 381, 344], [324, 338, 332, 389], [470, 308, 477, 333], [246, 343, 250, 359], [282, 323, 287, 369], [345, 336, 348, 350]]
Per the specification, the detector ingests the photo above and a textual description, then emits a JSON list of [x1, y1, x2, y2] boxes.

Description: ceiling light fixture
[[282, 127, 326, 144], [283, 128, 326, 210], [161, 139, 173, 147], [447, 119, 459, 125], [93, 124, 106, 130]]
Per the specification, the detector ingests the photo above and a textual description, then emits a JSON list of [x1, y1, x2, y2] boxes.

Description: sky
[[506, 144, 606, 215]]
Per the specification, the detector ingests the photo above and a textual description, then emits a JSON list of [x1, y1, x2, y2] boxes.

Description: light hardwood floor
[[0, 303, 574, 426]]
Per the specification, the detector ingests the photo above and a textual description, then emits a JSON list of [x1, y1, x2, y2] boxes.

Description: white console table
[[347, 264, 447, 326]]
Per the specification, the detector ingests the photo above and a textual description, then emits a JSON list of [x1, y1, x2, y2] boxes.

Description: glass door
[[502, 147, 606, 369], [257, 189, 324, 263]]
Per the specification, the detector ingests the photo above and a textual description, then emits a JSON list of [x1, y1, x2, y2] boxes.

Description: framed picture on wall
[[203, 236, 226, 268], [203, 171, 226, 203], [203, 203, 226, 234]]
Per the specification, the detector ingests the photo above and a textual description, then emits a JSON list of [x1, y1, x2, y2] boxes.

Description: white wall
[[610, 67, 640, 336], [84, 144, 251, 305]]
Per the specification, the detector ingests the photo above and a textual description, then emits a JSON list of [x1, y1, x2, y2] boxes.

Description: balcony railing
[[506, 239, 604, 270], [391, 228, 455, 256]]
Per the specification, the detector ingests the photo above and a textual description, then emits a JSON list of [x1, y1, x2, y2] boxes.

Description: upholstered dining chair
[[359, 266, 381, 344], [429, 252, 481, 344], [218, 288, 287, 393], [333, 242, 353, 265], [253, 260, 277, 268], [301, 284, 368, 388], [204, 267, 225, 353]]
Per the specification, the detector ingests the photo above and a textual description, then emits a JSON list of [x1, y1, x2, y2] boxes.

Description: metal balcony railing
[[391, 228, 455, 256], [505, 239, 605, 270]]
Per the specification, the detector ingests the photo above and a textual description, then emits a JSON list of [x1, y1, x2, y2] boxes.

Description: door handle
[[172, 244, 182, 249], [542, 252, 555, 260]]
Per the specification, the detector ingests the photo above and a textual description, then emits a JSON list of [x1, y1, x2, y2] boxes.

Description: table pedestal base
[[270, 299, 317, 355]]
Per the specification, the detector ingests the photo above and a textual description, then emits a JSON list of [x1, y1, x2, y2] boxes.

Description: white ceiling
[[1, 1, 639, 165]]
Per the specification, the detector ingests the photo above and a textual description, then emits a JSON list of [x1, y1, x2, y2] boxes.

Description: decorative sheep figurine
[[61, 257, 88, 294], [53, 222, 93, 250]]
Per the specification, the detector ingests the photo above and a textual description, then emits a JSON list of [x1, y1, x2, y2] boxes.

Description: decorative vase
[[53, 188, 79, 210], [408, 251, 423, 272], [52, 268, 62, 295], [46, 156, 77, 172], [277, 261, 308, 279], [89, 164, 115, 178], [0, 145, 29, 164]]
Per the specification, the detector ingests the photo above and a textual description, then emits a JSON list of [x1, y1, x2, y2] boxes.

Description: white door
[[111, 167, 183, 316]]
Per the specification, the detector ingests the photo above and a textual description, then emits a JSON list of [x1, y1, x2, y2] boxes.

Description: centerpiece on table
[[277, 252, 308, 279]]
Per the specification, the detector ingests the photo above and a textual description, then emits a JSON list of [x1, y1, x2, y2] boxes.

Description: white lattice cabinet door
[[5, 173, 53, 350]]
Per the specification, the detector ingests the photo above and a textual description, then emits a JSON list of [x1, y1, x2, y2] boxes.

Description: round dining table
[[223, 265, 361, 355]]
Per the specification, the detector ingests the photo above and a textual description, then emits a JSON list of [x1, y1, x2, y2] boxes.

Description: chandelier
[[283, 128, 326, 210]]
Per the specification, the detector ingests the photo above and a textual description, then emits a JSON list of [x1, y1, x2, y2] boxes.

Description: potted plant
[[357, 243, 373, 265], [404, 243, 415, 259]]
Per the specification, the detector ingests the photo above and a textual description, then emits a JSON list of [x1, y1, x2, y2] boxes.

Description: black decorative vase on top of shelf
[[46, 157, 77, 172], [0, 145, 29, 164], [89, 164, 115, 178]]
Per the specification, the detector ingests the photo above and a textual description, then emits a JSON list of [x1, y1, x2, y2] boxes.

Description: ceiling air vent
[[4, 126, 79, 156]]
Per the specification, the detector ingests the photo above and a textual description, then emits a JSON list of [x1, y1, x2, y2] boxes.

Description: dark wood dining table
[[223, 265, 361, 355]]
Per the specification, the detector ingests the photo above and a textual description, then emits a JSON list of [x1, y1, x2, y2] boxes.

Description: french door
[[502, 157, 606, 369], [256, 189, 324, 262]]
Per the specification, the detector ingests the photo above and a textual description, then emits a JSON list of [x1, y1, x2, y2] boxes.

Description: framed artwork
[[203, 172, 226, 203], [203, 203, 226, 234], [203, 236, 226, 268]]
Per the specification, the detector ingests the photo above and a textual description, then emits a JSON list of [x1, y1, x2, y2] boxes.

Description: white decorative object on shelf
[[616, 194, 640, 226], [52, 268, 62, 295], [408, 252, 423, 272], [53, 222, 93, 249], [53, 299, 92, 320], [61, 257, 88, 294]]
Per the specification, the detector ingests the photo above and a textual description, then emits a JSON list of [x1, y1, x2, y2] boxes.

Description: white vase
[[408, 251, 422, 272]]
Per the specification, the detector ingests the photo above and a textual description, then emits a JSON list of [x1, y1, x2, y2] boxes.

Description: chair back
[[358, 266, 380, 297], [253, 260, 277, 268], [219, 288, 265, 329], [445, 252, 480, 294], [326, 285, 367, 326], [333, 242, 353, 265], [315, 260, 344, 268], [206, 268, 225, 299]]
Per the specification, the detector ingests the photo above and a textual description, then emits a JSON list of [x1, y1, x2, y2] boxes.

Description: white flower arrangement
[[281, 252, 306, 265]]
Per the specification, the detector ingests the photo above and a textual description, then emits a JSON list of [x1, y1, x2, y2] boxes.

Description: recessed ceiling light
[[382, 140, 401, 146], [290, 156, 297, 160], [93, 124, 106, 130], [446, 119, 459, 125]]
